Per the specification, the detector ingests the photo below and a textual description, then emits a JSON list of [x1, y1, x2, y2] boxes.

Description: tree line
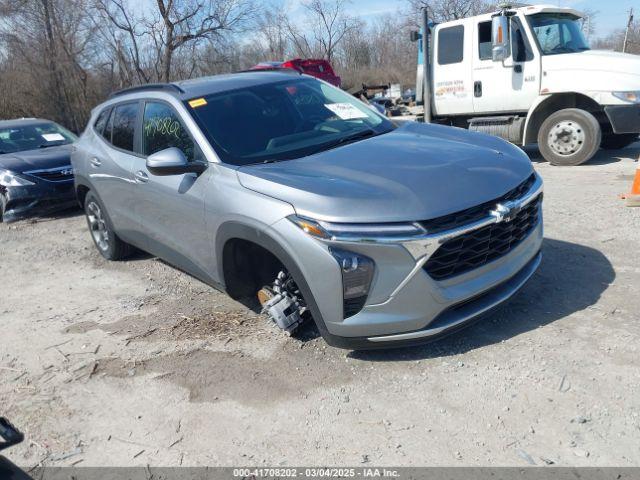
[[0, 0, 636, 132]]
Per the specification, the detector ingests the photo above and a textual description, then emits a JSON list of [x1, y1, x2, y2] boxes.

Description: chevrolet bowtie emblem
[[490, 202, 521, 223]]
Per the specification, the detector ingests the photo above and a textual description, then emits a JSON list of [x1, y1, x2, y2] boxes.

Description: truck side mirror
[[491, 15, 510, 62]]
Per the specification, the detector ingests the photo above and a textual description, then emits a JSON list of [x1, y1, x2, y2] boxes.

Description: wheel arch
[[74, 174, 93, 209], [523, 92, 606, 145], [215, 221, 330, 337]]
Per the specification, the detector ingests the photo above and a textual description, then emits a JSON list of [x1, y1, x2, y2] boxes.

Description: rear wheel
[[538, 108, 601, 166], [600, 133, 639, 150], [84, 192, 134, 260]]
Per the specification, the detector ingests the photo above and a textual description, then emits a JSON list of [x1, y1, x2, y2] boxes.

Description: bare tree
[[257, 4, 289, 60], [593, 18, 640, 55], [286, 0, 359, 62], [0, 0, 100, 130], [407, 0, 492, 23], [96, 0, 254, 83]]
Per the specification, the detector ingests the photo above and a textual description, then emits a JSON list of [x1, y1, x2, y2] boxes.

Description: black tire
[[0, 194, 6, 223], [600, 133, 639, 150], [538, 108, 601, 166], [84, 191, 134, 260]]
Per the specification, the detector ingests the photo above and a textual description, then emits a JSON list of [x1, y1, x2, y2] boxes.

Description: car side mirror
[[146, 147, 206, 176], [492, 15, 510, 62]]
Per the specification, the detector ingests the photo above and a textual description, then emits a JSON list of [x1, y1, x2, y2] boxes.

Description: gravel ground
[[1, 144, 639, 467]]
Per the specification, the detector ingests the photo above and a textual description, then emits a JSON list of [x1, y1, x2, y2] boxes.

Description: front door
[[504, 15, 541, 112], [472, 16, 541, 113], [472, 18, 507, 113], [132, 100, 212, 282]]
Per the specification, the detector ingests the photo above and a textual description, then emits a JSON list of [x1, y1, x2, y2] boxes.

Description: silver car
[[71, 72, 543, 349]]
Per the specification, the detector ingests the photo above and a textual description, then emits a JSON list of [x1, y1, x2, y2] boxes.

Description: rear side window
[[478, 21, 492, 60], [142, 102, 198, 162], [94, 108, 110, 134], [438, 25, 464, 65], [111, 103, 138, 152]]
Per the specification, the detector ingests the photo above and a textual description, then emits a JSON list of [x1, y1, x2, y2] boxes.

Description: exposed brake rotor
[[258, 271, 307, 335]]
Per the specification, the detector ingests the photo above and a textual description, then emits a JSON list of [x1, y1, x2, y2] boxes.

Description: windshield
[[0, 122, 77, 154], [187, 77, 394, 166], [528, 13, 590, 55]]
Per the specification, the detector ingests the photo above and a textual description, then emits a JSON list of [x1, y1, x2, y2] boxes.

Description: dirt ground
[[1, 144, 639, 468]]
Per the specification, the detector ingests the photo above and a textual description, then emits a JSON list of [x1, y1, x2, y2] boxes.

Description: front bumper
[[1, 181, 76, 223], [280, 174, 544, 350], [604, 104, 640, 134]]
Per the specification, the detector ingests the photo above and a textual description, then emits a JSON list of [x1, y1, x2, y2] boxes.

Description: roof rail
[[236, 67, 301, 75], [109, 83, 185, 98]]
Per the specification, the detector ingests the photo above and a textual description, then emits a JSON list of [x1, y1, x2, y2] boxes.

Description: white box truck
[[412, 3, 640, 165]]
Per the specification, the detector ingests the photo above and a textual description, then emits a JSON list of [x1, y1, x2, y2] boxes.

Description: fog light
[[329, 248, 375, 318]]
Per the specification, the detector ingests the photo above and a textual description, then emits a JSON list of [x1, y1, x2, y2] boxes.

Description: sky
[[281, 0, 636, 39]]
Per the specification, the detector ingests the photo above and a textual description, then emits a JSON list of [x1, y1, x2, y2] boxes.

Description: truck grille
[[420, 174, 536, 234], [423, 193, 542, 281]]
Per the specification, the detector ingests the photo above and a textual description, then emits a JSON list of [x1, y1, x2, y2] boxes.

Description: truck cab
[[417, 5, 640, 165]]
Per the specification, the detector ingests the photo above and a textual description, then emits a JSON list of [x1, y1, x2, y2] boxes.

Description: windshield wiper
[[39, 142, 66, 149], [311, 128, 377, 154]]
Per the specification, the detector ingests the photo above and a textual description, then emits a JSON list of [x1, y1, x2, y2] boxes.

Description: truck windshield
[[187, 77, 394, 166], [528, 13, 590, 55]]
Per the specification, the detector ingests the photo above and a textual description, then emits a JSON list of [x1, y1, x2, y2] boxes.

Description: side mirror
[[491, 15, 510, 62], [146, 147, 206, 176]]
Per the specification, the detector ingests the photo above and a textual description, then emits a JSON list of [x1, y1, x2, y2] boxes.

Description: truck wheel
[[84, 192, 134, 260], [600, 133, 639, 150], [538, 108, 601, 166]]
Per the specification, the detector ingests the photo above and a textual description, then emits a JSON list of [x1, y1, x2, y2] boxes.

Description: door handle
[[474, 81, 482, 98], [134, 170, 149, 183], [90, 157, 102, 168]]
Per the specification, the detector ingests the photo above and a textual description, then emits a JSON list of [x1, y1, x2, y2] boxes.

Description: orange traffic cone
[[621, 162, 640, 207]]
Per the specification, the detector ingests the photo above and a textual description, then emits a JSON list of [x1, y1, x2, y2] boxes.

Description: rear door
[[88, 102, 142, 241], [432, 21, 474, 115], [131, 100, 212, 281]]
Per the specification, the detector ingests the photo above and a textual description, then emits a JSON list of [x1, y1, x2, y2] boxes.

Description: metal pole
[[422, 7, 432, 123], [623, 8, 634, 53]]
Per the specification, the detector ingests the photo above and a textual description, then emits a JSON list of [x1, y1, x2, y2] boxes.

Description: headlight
[[329, 248, 375, 318], [0, 169, 35, 187], [287, 215, 425, 241], [613, 91, 640, 104]]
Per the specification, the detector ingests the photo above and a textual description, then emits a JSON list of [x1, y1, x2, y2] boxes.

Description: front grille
[[423, 194, 542, 281], [420, 174, 536, 234], [26, 167, 74, 182]]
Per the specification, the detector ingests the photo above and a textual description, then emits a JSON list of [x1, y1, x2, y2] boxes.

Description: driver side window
[[142, 102, 200, 162]]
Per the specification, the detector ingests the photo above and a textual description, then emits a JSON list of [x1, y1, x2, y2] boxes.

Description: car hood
[[0, 145, 73, 174], [542, 50, 640, 91], [237, 122, 534, 223]]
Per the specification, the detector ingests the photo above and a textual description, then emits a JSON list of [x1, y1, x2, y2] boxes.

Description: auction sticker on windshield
[[42, 133, 65, 142], [325, 103, 368, 120]]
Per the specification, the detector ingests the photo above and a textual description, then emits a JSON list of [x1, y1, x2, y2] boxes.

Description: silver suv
[[71, 72, 543, 349]]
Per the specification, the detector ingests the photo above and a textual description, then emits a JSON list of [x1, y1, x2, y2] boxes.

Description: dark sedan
[[0, 118, 78, 222]]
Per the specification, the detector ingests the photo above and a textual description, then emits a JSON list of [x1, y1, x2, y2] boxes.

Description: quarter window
[[438, 25, 464, 65], [103, 110, 114, 142], [111, 103, 138, 152], [142, 102, 198, 161], [94, 108, 110, 135]]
